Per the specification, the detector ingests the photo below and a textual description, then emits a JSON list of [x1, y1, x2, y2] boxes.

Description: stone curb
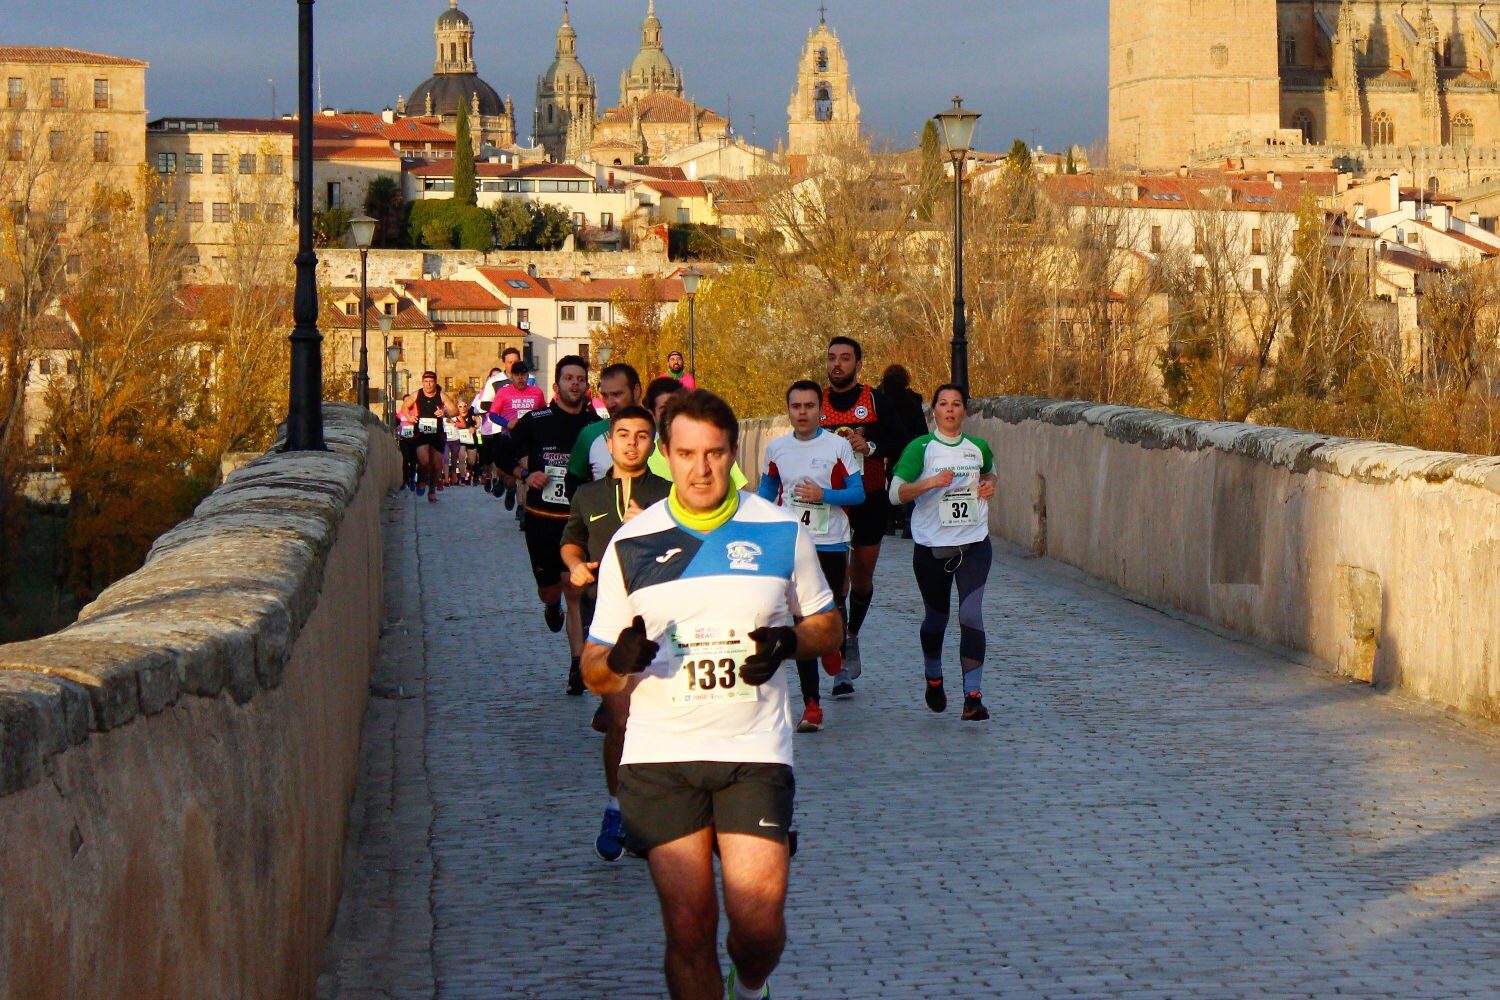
[[0, 403, 389, 798]]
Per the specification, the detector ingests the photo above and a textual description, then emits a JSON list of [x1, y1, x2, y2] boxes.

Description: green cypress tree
[[917, 120, 943, 221], [453, 102, 477, 207]]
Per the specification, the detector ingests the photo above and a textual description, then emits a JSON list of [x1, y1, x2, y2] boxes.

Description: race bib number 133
[[667, 624, 759, 705]]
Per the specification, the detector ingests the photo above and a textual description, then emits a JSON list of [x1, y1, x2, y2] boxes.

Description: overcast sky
[[13, 0, 1108, 153]]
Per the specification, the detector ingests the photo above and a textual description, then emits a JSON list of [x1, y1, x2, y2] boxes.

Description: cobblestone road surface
[[319, 483, 1500, 999]]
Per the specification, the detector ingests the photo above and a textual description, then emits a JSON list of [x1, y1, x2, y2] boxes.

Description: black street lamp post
[[350, 212, 377, 410], [378, 315, 395, 426], [934, 96, 981, 397], [385, 341, 402, 429], [284, 0, 325, 450], [681, 267, 702, 378]]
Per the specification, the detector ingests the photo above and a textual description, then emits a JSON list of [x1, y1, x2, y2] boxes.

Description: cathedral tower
[[1108, 0, 1280, 167], [536, 4, 597, 161], [620, 0, 685, 106], [787, 11, 862, 155], [408, 0, 516, 147]]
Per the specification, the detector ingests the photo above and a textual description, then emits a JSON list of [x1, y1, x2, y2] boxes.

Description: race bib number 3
[[790, 497, 830, 535], [667, 624, 759, 705], [543, 464, 569, 506], [940, 487, 982, 527]]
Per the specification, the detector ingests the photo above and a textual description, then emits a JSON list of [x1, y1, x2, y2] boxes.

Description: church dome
[[408, 72, 504, 118], [543, 6, 590, 90], [628, 47, 676, 84], [436, 0, 471, 29]]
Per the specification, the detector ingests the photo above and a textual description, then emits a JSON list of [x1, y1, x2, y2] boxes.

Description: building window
[[1372, 111, 1395, 146], [1251, 228, 1263, 254], [7, 78, 23, 108], [265, 154, 283, 174], [6, 130, 21, 161], [677, 207, 691, 224], [184, 153, 203, 173], [817, 47, 829, 72], [444, 341, 455, 359], [587, 305, 603, 322], [239, 153, 256, 174], [1150, 225, 1162, 252], [517, 308, 529, 326], [1282, 38, 1296, 66], [560, 305, 576, 322], [345, 301, 358, 316], [1452, 112, 1475, 148], [212, 202, 230, 223], [50, 201, 66, 225], [156, 151, 177, 173], [1252, 267, 1264, 291], [263, 203, 282, 222], [1194, 227, 1206, 254], [49, 131, 65, 160], [49, 78, 65, 107], [601, 211, 614, 230], [239, 203, 256, 222], [38, 357, 52, 375], [65, 255, 80, 276], [94, 78, 109, 109], [578, 343, 590, 364], [186, 202, 204, 222], [815, 83, 833, 122], [157, 201, 177, 221], [572, 212, 586, 229], [1291, 109, 1315, 144], [326, 181, 342, 209], [212, 153, 230, 174]]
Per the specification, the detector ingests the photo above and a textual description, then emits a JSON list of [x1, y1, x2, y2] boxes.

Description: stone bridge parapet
[[965, 397, 1500, 718], [0, 403, 397, 1000]]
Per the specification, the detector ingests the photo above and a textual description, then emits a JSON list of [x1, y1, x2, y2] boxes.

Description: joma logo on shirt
[[726, 541, 762, 571]]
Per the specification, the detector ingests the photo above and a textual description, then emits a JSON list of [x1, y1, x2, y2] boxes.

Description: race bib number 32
[[667, 624, 759, 705], [940, 487, 982, 527]]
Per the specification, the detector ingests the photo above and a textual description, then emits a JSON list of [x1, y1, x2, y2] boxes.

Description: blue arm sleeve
[[822, 472, 865, 508], [757, 473, 781, 503]]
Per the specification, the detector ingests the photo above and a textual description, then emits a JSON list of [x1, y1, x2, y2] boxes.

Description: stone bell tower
[[787, 9, 862, 156]]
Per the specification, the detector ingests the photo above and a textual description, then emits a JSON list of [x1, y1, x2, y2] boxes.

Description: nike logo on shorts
[[758, 818, 780, 828]]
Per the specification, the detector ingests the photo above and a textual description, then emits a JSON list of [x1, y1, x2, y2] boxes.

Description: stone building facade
[[1111, 1, 1500, 169], [787, 15, 862, 156], [535, 6, 598, 163]]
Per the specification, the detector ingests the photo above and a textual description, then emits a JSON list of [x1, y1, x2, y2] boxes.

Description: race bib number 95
[[667, 624, 759, 705]]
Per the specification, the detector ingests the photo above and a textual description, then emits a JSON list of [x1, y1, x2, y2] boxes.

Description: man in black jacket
[[561, 404, 671, 862]]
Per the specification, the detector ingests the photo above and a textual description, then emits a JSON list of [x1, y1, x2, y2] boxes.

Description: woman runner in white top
[[887, 384, 997, 721]]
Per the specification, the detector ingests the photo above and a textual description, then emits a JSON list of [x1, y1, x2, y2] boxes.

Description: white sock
[[607, 797, 619, 812]]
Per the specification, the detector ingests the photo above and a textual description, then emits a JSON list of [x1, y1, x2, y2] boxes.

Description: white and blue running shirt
[[589, 493, 836, 766]]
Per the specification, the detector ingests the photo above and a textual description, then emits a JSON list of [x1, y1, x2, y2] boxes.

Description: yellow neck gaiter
[[669, 485, 739, 533]]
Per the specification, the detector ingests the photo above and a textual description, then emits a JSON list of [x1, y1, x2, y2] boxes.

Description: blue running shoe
[[595, 807, 625, 862], [416, 483, 427, 496]]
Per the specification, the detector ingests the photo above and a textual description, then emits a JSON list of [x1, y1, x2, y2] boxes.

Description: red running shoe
[[796, 700, 824, 733]]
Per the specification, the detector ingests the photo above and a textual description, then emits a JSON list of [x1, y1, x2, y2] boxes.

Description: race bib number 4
[[790, 496, 830, 535], [417, 417, 439, 434], [940, 487, 982, 527], [543, 464, 569, 506], [666, 624, 759, 705]]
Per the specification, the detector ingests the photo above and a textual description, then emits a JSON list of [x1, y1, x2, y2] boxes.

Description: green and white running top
[[888, 432, 995, 548]]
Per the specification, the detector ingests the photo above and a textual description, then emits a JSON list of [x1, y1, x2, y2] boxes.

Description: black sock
[[848, 589, 874, 635], [570, 655, 580, 670]]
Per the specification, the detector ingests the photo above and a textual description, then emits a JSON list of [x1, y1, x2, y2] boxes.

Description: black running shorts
[[523, 514, 568, 588], [413, 432, 445, 454], [847, 487, 890, 547], [617, 761, 795, 853]]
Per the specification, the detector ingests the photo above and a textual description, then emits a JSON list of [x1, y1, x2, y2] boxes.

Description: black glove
[[739, 626, 799, 686], [607, 616, 659, 676]]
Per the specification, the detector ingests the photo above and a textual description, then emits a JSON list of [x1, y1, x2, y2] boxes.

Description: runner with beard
[[509, 355, 602, 694], [819, 337, 894, 697], [566, 362, 644, 489]]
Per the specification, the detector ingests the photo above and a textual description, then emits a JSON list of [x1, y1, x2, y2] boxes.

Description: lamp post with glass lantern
[[386, 343, 402, 429], [378, 314, 395, 425], [933, 96, 981, 397], [349, 212, 377, 409], [284, 0, 325, 451], [681, 267, 702, 378]]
